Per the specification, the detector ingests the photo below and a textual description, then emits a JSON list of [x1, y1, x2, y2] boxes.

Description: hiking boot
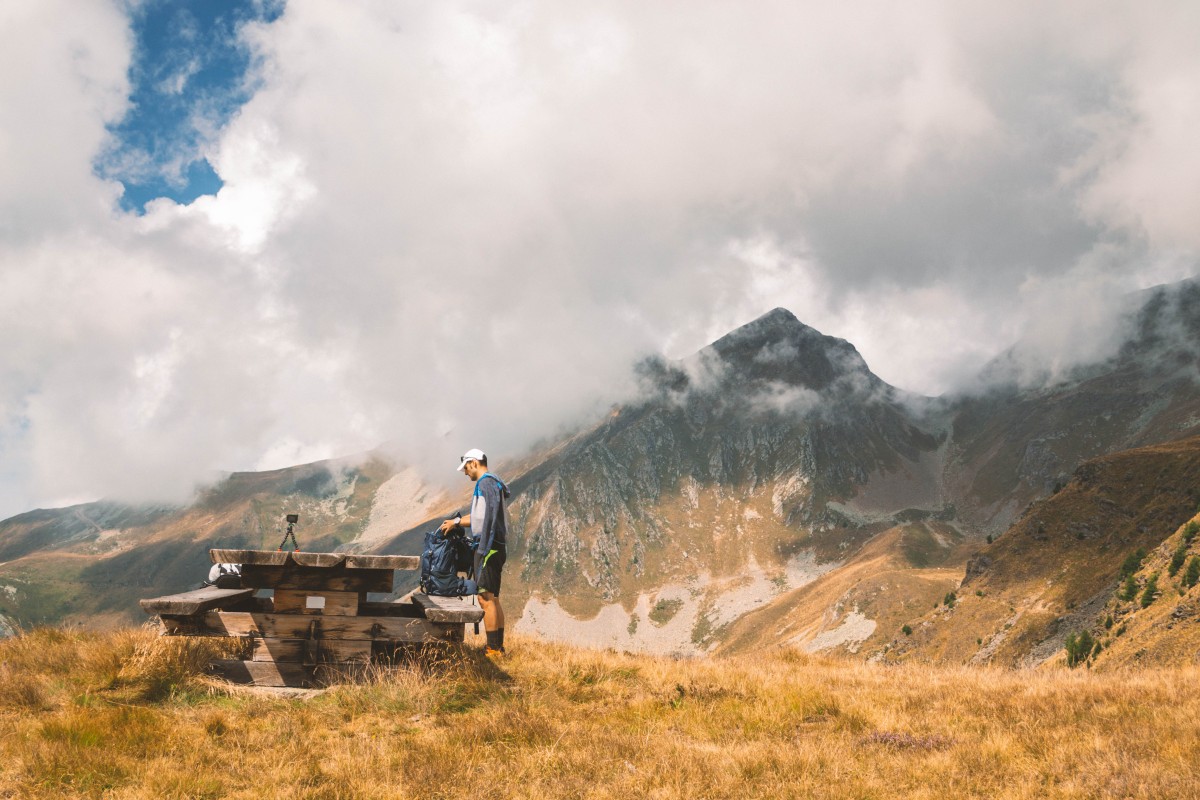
[[484, 647, 505, 659]]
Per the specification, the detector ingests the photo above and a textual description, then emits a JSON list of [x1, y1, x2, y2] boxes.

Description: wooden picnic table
[[139, 548, 483, 687]]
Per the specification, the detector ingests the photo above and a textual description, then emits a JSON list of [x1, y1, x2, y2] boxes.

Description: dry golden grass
[[1, 625, 1198, 799]]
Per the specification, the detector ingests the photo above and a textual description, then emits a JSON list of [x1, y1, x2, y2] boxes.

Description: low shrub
[[1065, 630, 1095, 668]]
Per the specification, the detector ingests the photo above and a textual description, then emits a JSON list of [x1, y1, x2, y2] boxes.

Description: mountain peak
[[734, 307, 808, 335], [755, 306, 802, 324], [705, 308, 881, 392]]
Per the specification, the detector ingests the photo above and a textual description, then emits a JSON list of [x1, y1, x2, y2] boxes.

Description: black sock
[[496, 627, 505, 651], [486, 629, 501, 650]]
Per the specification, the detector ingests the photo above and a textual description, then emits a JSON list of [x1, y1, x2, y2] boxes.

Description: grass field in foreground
[[0, 626, 1196, 799]]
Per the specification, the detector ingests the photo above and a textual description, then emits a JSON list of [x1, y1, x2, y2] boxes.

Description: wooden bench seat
[[159, 611, 463, 642], [411, 593, 485, 624], [139, 587, 255, 616]]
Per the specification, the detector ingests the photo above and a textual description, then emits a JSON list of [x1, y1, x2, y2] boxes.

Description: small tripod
[[277, 513, 301, 552]]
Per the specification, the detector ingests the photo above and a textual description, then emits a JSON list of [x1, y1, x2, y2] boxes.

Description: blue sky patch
[[99, 0, 284, 214]]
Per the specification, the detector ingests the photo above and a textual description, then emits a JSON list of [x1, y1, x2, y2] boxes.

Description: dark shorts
[[474, 546, 506, 597]]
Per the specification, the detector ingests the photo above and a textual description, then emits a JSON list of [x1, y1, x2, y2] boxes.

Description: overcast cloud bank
[[1, 1, 1199, 518]]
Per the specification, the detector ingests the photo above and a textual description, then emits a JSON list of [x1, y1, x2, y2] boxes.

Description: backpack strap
[[474, 472, 507, 496]]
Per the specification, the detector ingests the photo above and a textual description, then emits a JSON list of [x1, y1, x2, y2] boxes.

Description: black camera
[[286, 513, 299, 524]]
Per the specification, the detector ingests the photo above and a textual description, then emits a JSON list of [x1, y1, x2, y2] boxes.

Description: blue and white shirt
[[469, 472, 510, 554]]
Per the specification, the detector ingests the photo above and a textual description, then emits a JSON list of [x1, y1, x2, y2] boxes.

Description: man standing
[[440, 448, 510, 656]]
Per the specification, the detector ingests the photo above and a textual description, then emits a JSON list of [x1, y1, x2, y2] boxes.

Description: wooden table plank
[[240, 564, 393, 593], [139, 587, 254, 615], [357, 601, 425, 619], [411, 593, 485, 623], [210, 549, 290, 566], [273, 589, 359, 616], [291, 552, 345, 568], [250, 638, 373, 664], [209, 550, 419, 571], [210, 659, 314, 687], [209, 660, 379, 687], [344, 554, 420, 571], [162, 611, 462, 642]]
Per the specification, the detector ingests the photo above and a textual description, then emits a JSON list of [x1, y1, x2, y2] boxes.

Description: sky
[[1, 0, 1199, 518]]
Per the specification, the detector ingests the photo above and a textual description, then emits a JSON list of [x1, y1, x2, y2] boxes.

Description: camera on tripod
[[278, 513, 301, 552]]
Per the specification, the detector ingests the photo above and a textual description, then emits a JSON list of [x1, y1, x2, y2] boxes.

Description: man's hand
[[439, 516, 461, 534]]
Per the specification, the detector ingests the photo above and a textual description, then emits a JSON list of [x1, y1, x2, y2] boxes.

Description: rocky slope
[[940, 278, 1200, 536], [377, 308, 963, 655]]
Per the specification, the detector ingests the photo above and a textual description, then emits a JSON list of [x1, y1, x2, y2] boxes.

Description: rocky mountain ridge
[[3, 279, 1199, 666]]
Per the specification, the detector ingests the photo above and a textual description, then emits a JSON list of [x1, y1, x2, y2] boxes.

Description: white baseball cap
[[456, 448, 486, 471]]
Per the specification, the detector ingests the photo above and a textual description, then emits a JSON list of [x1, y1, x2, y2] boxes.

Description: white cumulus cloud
[[1, 0, 1199, 518]]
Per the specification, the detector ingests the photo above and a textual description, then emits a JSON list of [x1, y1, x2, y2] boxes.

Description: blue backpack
[[419, 524, 478, 596]]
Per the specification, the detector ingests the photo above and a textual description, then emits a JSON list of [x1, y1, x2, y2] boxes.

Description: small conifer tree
[[1140, 572, 1160, 608], [1168, 540, 1188, 577], [1119, 548, 1147, 579], [1120, 573, 1138, 602], [1183, 556, 1200, 589], [1065, 630, 1094, 668]]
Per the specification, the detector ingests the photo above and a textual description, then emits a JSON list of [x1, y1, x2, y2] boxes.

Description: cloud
[[1072, 4, 1200, 252], [2, 0, 1200, 518]]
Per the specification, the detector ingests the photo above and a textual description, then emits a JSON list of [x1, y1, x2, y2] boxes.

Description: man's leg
[[479, 591, 506, 653], [477, 547, 507, 653], [480, 591, 500, 630]]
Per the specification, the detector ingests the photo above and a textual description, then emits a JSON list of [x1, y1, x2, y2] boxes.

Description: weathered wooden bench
[[139, 586, 255, 616], [411, 592, 485, 624], [140, 549, 483, 687]]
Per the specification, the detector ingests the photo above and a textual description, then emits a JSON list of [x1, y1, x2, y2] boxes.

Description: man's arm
[[438, 513, 466, 534]]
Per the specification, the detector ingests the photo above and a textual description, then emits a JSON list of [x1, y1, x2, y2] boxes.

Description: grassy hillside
[[889, 435, 1200, 668], [0, 456, 414, 630], [1090, 515, 1200, 669], [716, 520, 968, 657], [2, 627, 1198, 799]]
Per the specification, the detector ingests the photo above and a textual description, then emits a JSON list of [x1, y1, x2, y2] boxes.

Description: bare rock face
[[502, 308, 941, 619], [962, 554, 993, 586], [705, 307, 882, 393]]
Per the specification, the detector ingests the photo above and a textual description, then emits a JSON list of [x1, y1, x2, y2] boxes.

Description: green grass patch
[[649, 598, 684, 626]]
